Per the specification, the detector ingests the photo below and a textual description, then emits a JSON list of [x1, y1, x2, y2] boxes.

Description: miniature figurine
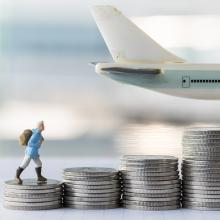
[[15, 121, 47, 184]]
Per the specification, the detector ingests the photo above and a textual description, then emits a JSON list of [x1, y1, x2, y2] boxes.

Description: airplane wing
[[91, 5, 185, 64]]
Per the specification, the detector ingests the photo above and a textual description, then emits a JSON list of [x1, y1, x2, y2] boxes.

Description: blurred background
[[1, 0, 220, 159]]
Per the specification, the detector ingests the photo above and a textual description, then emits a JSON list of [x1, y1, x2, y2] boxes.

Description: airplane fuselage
[[96, 63, 220, 99]]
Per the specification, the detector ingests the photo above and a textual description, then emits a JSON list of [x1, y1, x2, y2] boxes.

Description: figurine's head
[[37, 121, 45, 131]]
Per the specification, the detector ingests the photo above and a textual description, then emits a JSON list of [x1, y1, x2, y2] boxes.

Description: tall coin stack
[[3, 179, 62, 210], [62, 167, 121, 209], [182, 127, 220, 210], [120, 155, 181, 210]]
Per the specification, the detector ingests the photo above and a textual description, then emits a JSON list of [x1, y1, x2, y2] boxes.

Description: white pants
[[20, 155, 42, 169]]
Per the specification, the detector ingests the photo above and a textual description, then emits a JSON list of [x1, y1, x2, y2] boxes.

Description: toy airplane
[[91, 5, 220, 100]]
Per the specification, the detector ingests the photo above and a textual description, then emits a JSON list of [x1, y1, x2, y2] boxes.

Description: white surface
[[0, 157, 219, 220]]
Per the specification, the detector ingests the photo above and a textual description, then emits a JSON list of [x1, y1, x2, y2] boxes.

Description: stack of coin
[[62, 167, 121, 209], [120, 155, 181, 210], [182, 127, 220, 210], [3, 179, 62, 210]]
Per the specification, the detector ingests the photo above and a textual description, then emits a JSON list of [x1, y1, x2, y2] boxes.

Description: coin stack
[[120, 155, 181, 210], [3, 179, 62, 210], [182, 127, 220, 210], [62, 167, 121, 209]]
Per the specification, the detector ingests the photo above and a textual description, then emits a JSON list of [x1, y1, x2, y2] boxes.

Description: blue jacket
[[25, 128, 43, 158]]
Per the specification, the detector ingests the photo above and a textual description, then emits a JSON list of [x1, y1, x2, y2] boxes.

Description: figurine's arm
[[38, 138, 44, 149], [28, 129, 41, 146]]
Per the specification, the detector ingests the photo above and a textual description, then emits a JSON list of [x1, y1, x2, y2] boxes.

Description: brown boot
[[15, 167, 24, 184], [35, 167, 47, 182]]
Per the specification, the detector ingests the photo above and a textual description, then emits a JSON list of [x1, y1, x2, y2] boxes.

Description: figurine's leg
[[15, 155, 31, 184], [34, 157, 47, 182]]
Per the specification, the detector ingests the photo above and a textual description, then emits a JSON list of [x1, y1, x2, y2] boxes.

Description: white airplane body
[[91, 5, 220, 100]]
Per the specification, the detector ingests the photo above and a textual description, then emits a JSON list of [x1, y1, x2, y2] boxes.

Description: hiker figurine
[[15, 121, 47, 184]]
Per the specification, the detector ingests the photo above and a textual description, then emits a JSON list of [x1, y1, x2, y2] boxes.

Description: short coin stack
[[182, 127, 220, 210], [62, 167, 121, 209], [120, 155, 181, 210], [3, 179, 62, 210]]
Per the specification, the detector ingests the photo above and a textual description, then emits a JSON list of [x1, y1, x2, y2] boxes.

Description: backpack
[[19, 129, 33, 146]]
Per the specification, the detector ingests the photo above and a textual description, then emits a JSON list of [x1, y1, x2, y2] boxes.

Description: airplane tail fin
[[91, 5, 185, 64]]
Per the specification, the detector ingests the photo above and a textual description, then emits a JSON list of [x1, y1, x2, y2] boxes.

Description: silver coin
[[122, 204, 180, 210], [120, 167, 177, 172], [123, 191, 180, 198], [183, 137, 220, 141], [122, 200, 179, 207], [124, 188, 180, 194], [183, 135, 220, 139], [181, 168, 220, 173], [182, 181, 220, 187], [183, 151, 220, 156], [64, 191, 121, 198], [182, 163, 220, 169], [3, 204, 62, 210], [123, 196, 180, 202], [182, 164, 220, 169], [120, 163, 178, 169], [4, 179, 61, 190], [63, 183, 120, 189], [183, 177, 220, 182], [183, 193, 220, 199], [183, 156, 220, 161], [183, 148, 220, 153], [120, 171, 179, 177], [182, 140, 220, 145], [182, 172, 220, 178], [183, 185, 220, 191], [183, 144, 220, 148], [63, 179, 119, 185], [182, 204, 220, 211], [182, 201, 220, 208], [64, 200, 119, 206], [184, 127, 220, 134], [183, 156, 220, 160], [183, 143, 220, 148], [63, 167, 118, 175], [4, 195, 61, 203], [123, 183, 180, 190], [3, 191, 62, 199], [63, 176, 119, 181], [183, 197, 220, 203], [64, 203, 119, 209], [3, 200, 61, 207], [183, 137, 220, 142], [120, 162, 178, 168], [183, 189, 220, 195], [183, 159, 220, 165], [64, 186, 121, 193], [4, 187, 62, 194], [123, 179, 180, 186], [62, 175, 119, 181], [64, 196, 120, 202], [122, 175, 179, 181], [121, 155, 178, 163], [64, 188, 121, 194], [182, 167, 220, 173]]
